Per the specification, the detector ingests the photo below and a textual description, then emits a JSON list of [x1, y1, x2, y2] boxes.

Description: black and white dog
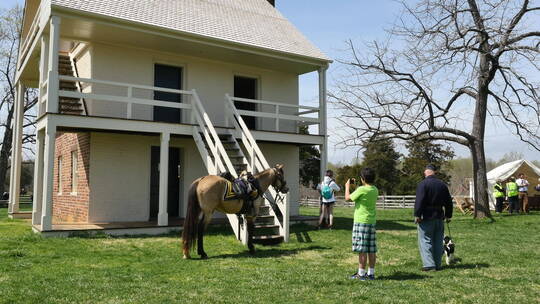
[[443, 236, 455, 265]]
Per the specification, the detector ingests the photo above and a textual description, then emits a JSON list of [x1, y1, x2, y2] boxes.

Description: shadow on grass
[[446, 262, 490, 270], [379, 271, 431, 281], [315, 217, 416, 231], [209, 245, 331, 259]]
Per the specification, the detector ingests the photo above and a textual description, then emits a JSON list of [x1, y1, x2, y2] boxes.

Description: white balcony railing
[[56, 75, 194, 122], [18, 3, 43, 71], [225, 96, 322, 135]]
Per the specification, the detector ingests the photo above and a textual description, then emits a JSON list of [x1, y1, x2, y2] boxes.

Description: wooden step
[[252, 234, 284, 245], [253, 224, 279, 229]]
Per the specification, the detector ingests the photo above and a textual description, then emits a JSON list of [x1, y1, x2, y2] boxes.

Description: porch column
[[39, 34, 49, 116], [158, 132, 170, 226], [8, 83, 25, 214], [318, 66, 328, 183], [41, 123, 56, 231], [46, 16, 60, 113], [32, 129, 45, 225]]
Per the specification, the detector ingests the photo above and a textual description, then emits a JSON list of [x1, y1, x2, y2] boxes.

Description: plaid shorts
[[352, 223, 377, 253]]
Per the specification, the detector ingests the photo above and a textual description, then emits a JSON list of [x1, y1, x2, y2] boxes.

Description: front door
[[150, 147, 181, 219], [154, 64, 183, 123], [234, 76, 258, 130]]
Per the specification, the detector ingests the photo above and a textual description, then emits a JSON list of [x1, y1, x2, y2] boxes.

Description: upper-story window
[[234, 76, 258, 130]]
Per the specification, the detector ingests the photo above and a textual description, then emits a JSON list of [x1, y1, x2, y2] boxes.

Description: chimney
[[267, 0, 275, 7]]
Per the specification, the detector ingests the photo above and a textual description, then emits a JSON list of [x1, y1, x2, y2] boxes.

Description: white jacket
[[317, 176, 341, 203]]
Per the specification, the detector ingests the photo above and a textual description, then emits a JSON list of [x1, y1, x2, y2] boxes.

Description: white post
[[318, 66, 328, 183], [158, 132, 170, 226], [46, 16, 60, 113], [39, 35, 49, 116], [283, 192, 290, 242], [32, 130, 45, 225], [41, 123, 56, 231], [275, 105, 279, 132], [469, 179, 475, 200], [8, 83, 25, 215]]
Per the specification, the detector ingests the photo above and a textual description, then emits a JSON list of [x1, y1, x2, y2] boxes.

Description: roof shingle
[[51, 0, 330, 61]]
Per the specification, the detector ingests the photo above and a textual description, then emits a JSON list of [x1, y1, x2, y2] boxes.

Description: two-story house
[[8, 0, 330, 242]]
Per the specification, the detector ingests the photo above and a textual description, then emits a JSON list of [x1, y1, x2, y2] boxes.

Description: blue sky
[[2, 0, 538, 163]]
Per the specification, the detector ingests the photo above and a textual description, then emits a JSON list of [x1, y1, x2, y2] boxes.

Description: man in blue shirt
[[414, 164, 453, 271]]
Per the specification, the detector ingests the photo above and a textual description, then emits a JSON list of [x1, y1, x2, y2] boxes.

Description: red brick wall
[[52, 132, 91, 223]]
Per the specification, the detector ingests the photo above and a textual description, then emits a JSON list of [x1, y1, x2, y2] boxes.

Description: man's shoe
[[367, 274, 375, 280], [350, 273, 368, 280], [421, 267, 436, 272]]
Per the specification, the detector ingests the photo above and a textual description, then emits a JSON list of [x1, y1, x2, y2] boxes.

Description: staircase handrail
[[70, 57, 89, 116], [190, 90, 248, 243], [191, 90, 237, 177], [225, 94, 288, 239]]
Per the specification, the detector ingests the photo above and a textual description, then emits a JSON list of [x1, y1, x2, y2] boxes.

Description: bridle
[[272, 167, 288, 194]]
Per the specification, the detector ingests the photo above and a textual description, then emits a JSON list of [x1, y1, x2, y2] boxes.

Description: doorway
[[150, 146, 181, 219], [234, 76, 258, 130], [154, 64, 183, 123]]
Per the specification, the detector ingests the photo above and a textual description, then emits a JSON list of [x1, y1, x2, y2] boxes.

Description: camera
[[350, 178, 356, 184]]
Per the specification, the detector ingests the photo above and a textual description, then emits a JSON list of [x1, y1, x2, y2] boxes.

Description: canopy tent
[[486, 159, 540, 208]]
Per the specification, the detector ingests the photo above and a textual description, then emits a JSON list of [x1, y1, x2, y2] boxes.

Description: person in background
[[493, 179, 505, 214], [515, 173, 530, 214], [414, 164, 453, 271], [346, 167, 379, 281], [506, 177, 520, 214], [317, 170, 340, 229]]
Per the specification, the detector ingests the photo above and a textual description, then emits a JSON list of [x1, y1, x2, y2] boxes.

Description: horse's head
[[272, 164, 289, 194]]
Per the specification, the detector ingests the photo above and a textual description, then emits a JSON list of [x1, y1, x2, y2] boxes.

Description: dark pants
[[495, 197, 504, 213], [508, 196, 520, 214]]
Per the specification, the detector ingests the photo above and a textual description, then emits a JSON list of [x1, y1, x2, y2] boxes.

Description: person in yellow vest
[[506, 177, 520, 214], [493, 179, 505, 214]]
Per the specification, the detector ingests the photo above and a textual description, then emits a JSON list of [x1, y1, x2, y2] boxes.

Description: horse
[[181, 164, 289, 259]]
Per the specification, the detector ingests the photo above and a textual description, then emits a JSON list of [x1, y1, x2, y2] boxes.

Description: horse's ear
[[275, 164, 284, 170]]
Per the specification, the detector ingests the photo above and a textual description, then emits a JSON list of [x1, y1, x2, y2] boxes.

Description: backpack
[[321, 181, 334, 199]]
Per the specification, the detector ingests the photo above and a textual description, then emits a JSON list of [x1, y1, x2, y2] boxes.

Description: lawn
[[0, 207, 539, 304]]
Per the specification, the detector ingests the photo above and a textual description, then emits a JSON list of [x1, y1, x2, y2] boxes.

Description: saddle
[[219, 171, 261, 215]]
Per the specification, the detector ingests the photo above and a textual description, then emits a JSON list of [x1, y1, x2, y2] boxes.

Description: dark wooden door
[[150, 147, 181, 219], [234, 76, 257, 130], [154, 64, 182, 123]]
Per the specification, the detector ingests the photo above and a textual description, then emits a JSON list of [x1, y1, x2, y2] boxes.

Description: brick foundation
[[52, 132, 91, 223]]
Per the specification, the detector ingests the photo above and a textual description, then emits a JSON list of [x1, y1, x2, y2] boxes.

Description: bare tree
[[332, 0, 540, 218], [0, 5, 37, 194]]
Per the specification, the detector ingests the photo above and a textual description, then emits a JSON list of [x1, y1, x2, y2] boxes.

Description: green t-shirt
[[350, 185, 379, 224]]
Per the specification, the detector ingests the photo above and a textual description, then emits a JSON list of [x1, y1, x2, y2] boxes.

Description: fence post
[[402, 196, 406, 208]]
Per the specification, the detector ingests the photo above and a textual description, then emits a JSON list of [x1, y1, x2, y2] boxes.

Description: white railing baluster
[[275, 104, 279, 131]]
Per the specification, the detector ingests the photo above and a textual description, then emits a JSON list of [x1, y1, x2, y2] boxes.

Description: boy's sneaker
[[350, 273, 368, 281], [367, 274, 375, 280]]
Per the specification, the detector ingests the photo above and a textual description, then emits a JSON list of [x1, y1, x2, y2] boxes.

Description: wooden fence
[[299, 195, 416, 209], [299, 195, 471, 209]]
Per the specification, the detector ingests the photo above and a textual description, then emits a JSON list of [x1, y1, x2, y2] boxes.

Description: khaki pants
[[519, 192, 529, 213]]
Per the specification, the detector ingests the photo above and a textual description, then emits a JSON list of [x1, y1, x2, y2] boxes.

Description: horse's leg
[[247, 216, 256, 255], [197, 212, 210, 259]]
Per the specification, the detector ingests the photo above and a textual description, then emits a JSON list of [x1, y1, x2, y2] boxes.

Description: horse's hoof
[[183, 254, 191, 259], [200, 254, 208, 260], [249, 249, 256, 255]]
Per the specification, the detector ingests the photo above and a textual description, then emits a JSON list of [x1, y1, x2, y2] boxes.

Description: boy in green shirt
[[345, 167, 379, 281]]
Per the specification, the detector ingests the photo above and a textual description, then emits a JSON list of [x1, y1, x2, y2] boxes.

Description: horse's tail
[[182, 180, 201, 254]]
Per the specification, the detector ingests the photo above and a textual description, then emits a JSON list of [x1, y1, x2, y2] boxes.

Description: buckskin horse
[[182, 164, 289, 259]]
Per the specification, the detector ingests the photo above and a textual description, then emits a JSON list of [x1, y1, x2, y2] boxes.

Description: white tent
[[486, 159, 540, 208]]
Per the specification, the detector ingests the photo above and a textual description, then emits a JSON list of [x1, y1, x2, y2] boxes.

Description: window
[[57, 156, 62, 194], [71, 151, 78, 194]]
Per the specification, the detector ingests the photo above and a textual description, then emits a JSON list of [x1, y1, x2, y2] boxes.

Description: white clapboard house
[[8, 0, 330, 241]]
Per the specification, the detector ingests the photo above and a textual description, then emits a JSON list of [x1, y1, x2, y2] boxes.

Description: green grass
[[1, 207, 539, 304]]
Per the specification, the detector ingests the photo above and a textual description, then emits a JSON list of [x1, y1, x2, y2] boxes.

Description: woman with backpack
[[317, 170, 341, 229]]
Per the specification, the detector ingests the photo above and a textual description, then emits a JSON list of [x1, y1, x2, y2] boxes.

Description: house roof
[[51, 0, 330, 63]]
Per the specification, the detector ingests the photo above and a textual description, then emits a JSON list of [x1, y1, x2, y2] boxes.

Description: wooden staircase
[[58, 54, 85, 115], [199, 132, 284, 245]]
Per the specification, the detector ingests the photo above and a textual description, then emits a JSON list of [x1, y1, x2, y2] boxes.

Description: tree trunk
[[470, 139, 491, 218], [0, 110, 14, 195], [470, 52, 492, 219]]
